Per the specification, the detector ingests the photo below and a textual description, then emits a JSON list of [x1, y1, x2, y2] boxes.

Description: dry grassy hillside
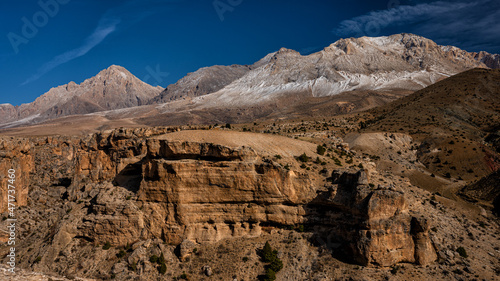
[[362, 68, 500, 182]]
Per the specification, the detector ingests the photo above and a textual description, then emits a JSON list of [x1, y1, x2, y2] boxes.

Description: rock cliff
[[0, 129, 442, 279]]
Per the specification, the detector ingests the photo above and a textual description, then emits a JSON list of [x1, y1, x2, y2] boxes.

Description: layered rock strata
[[0, 129, 436, 272]]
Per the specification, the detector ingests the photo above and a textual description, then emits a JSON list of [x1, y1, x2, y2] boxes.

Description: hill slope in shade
[[363, 68, 500, 182]]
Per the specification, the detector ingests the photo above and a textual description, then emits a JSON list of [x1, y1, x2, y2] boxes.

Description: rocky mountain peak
[[0, 65, 163, 128], [398, 33, 437, 48]]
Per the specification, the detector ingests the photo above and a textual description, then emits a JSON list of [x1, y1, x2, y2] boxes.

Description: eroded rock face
[[138, 139, 315, 244], [0, 128, 437, 279], [307, 169, 423, 266]]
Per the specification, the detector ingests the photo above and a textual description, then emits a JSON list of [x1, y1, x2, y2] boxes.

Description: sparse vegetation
[[260, 242, 283, 281], [128, 261, 137, 271], [297, 153, 309, 162], [316, 145, 326, 155], [116, 249, 126, 258], [102, 241, 112, 250], [390, 265, 400, 274], [456, 247, 468, 258], [150, 255, 159, 263]]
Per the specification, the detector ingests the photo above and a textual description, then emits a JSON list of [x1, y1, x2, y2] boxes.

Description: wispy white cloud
[[21, 0, 180, 86], [22, 18, 120, 85], [333, 1, 478, 37], [22, 17, 120, 85], [332, 0, 500, 53]]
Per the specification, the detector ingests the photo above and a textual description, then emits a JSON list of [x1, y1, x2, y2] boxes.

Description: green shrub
[[263, 268, 276, 281], [102, 241, 112, 250], [260, 241, 283, 280], [117, 250, 126, 258], [296, 225, 305, 232], [269, 257, 283, 272], [456, 247, 468, 258], [316, 145, 326, 155], [150, 255, 159, 263], [262, 242, 274, 263], [297, 153, 309, 162], [274, 154, 282, 160], [159, 262, 167, 274]]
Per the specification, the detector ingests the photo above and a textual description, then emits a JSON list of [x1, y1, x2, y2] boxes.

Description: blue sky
[[1, 0, 499, 105]]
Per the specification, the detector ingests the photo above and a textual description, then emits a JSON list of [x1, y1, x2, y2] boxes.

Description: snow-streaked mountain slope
[[189, 33, 491, 108]]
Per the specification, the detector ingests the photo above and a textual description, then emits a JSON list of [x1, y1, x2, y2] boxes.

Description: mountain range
[[1, 33, 499, 129]]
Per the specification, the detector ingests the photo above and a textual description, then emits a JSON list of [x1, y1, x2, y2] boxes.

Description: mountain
[[148, 52, 278, 104], [473, 51, 500, 69], [0, 65, 163, 128], [149, 65, 251, 104], [148, 33, 494, 109], [2, 33, 500, 131]]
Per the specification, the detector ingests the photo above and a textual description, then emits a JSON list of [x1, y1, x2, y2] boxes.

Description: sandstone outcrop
[[0, 128, 439, 280]]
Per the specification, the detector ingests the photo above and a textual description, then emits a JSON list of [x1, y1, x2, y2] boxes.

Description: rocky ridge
[[181, 33, 495, 108], [149, 64, 251, 104]]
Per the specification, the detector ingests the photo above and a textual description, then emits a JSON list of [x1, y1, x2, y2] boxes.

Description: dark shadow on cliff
[[113, 159, 145, 193], [303, 186, 367, 265]]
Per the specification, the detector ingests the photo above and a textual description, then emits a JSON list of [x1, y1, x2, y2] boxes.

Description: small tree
[[149, 255, 159, 263], [316, 145, 326, 155], [262, 242, 274, 263], [102, 241, 112, 250], [263, 268, 276, 281], [269, 257, 283, 272], [456, 247, 468, 258], [159, 262, 167, 274], [297, 153, 309, 163], [260, 241, 283, 280]]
